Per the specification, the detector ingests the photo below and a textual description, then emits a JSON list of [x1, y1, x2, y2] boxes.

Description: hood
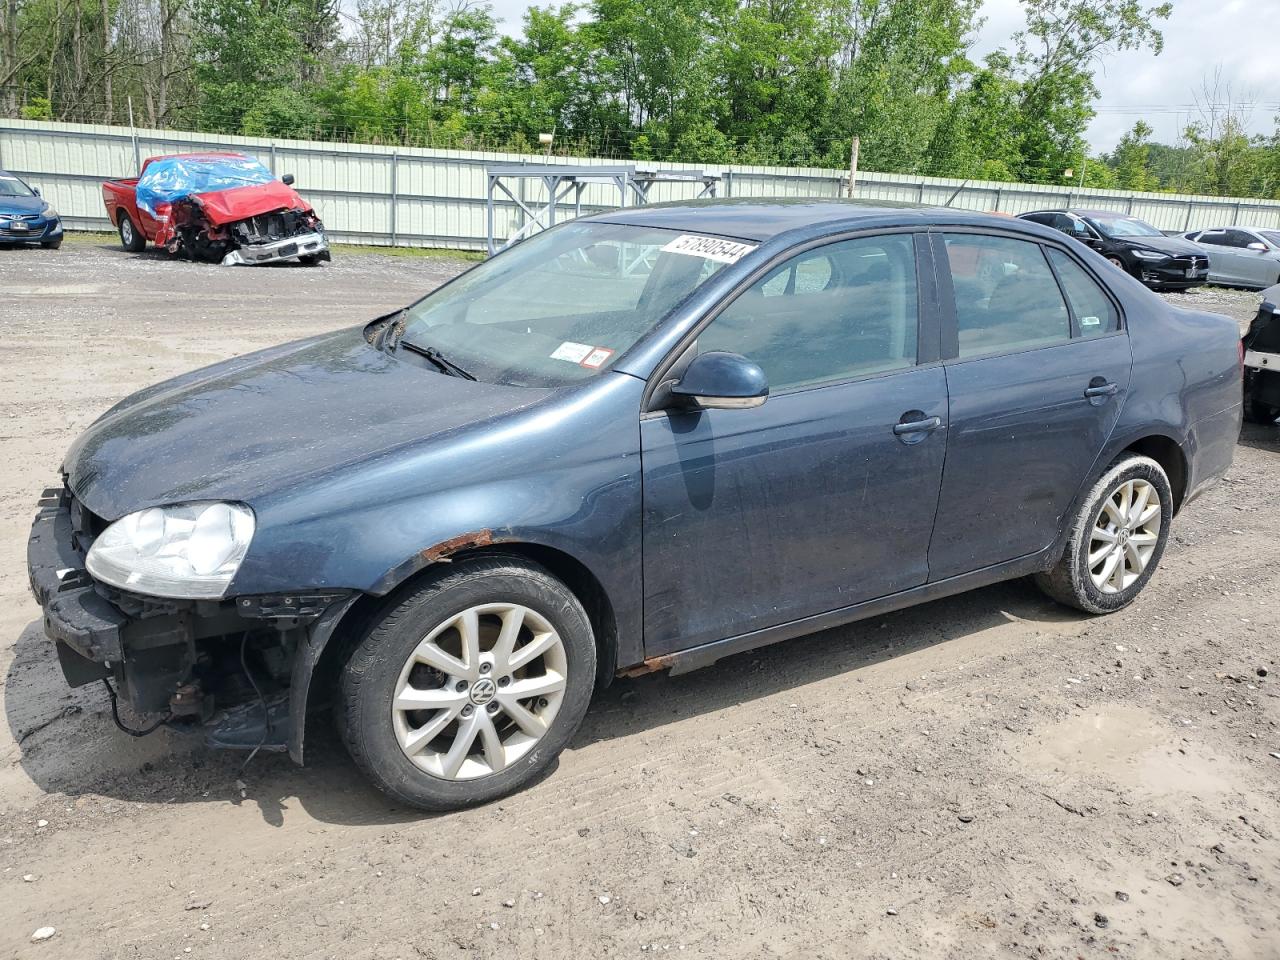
[[1111, 233, 1203, 256], [0, 194, 45, 216], [65, 330, 548, 520], [191, 180, 313, 226]]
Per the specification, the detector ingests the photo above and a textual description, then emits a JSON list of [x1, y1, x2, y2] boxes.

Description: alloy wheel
[[121, 219, 133, 244], [391, 603, 567, 781], [1088, 479, 1161, 594]]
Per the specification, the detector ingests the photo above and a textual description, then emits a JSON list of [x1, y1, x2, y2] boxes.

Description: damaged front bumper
[[27, 485, 353, 760], [221, 230, 330, 266]]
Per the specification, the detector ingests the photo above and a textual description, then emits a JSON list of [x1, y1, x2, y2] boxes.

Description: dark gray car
[[27, 201, 1243, 810]]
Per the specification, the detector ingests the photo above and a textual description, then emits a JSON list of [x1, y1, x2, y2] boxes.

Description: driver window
[[694, 234, 919, 391]]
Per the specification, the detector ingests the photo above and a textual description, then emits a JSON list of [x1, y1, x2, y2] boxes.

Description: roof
[[585, 197, 1017, 242]]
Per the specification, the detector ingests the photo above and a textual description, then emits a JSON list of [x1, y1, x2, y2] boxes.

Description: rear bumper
[[221, 230, 329, 266]]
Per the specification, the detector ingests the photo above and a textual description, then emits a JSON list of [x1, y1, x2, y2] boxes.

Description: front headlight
[[40, 203, 58, 219], [86, 502, 255, 599], [1130, 248, 1167, 261]]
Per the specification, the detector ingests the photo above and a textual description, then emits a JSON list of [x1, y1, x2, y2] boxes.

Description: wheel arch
[[291, 539, 621, 764], [1121, 434, 1188, 514]]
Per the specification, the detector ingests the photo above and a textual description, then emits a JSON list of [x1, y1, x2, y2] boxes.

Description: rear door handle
[[1084, 380, 1118, 399], [893, 414, 942, 436]]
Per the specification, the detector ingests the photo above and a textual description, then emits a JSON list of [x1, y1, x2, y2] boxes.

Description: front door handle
[[1084, 378, 1119, 399], [893, 413, 942, 438]]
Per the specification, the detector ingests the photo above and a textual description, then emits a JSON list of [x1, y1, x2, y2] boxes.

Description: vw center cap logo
[[470, 677, 497, 706]]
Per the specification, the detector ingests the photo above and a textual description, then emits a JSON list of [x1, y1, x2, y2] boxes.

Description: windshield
[[1260, 231, 1280, 247], [0, 174, 34, 198], [1087, 215, 1163, 238], [397, 222, 750, 387]]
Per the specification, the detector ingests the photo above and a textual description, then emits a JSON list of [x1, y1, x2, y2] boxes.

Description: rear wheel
[[118, 213, 145, 252], [1035, 454, 1172, 614], [338, 556, 596, 810]]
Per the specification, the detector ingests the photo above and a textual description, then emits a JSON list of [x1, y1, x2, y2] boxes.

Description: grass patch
[[329, 242, 484, 262]]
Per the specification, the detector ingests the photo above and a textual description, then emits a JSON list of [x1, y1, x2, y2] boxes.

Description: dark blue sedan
[[0, 170, 63, 248], [27, 201, 1243, 809]]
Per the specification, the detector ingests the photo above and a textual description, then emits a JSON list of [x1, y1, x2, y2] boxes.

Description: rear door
[[639, 232, 948, 655], [926, 230, 1132, 580]]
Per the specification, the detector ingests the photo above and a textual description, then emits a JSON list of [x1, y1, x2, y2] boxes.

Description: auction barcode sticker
[[661, 234, 757, 264]]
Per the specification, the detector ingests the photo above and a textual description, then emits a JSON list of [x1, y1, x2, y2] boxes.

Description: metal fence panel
[[4, 117, 1280, 249]]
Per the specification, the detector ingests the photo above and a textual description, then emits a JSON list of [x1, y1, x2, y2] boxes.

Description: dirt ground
[[1, 238, 1277, 960]]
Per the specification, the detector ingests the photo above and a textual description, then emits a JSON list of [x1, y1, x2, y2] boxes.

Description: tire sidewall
[[343, 562, 596, 810], [1067, 456, 1173, 613]]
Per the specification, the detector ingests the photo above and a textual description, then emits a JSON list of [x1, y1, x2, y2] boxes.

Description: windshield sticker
[[551, 341, 594, 364], [661, 234, 757, 264], [580, 347, 614, 369], [1081, 315, 1102, 327]]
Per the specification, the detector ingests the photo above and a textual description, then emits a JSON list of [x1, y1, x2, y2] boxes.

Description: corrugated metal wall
[[4, 117, 1280, 250]]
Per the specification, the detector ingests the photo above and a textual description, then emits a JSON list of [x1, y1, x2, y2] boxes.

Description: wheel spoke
[[400, 704, 462, 756], [394, 686, 466, 712], [1127, 483, 1151, 526], [1124, 541, 1145, 574], [1129, 530, 1158, 546], [440, 711, 483, 779], [1102, 499, 1126, 528], [456, 608, 482, 675], [508, 631, 559, 673], [1135, 503, 1161, 529], [1109, 549, 1128, 590], [505, 670, 566, 700], [1096, 549, 1122, 591], [490, 605, 526, 674], [478, 713, 506, 773], [1088, 540, 1116, 566], [411, 639, 469, 680], [498, 696, 547, 738]]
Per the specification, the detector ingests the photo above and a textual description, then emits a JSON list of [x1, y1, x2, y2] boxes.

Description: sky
[[482, 0, 1280, 153]]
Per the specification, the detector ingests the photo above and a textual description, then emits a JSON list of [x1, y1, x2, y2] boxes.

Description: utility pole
[[847, 136, 860, 198]]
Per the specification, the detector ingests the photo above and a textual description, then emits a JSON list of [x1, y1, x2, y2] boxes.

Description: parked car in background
[[1243, 283, 1280, 423], [1018, 209, 1208, 290], [1182, 226, 1280, 290], [28, 202, 1242, 810], [102, 152, 330, 265], [0, 169, 63, 249]]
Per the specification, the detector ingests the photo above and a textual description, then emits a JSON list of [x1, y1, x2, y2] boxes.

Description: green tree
[[1110, 120, 1158, 190]]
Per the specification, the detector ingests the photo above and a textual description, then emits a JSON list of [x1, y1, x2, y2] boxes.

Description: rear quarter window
[[1046, 249, 1120, 338]]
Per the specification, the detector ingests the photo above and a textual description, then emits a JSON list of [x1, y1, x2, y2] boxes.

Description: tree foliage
[[4, 0, 1276, 196]]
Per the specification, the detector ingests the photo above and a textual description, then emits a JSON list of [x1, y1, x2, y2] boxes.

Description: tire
[[41, 239, 62, 250], [338, 556, 596, 811], [1106, 255, 1126, 271], [118, 213, 145, 252], [1246, 398, 1279, 424], [299, 253, 322, 266], [1034, 454, 1173, 614]]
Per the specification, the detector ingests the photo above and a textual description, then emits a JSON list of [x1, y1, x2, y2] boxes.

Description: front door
[[640, 232, 948, 656], [927, 231, 1133, 580]]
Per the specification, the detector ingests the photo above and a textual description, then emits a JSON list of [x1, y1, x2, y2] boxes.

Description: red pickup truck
[[102, 152, 330, 265]]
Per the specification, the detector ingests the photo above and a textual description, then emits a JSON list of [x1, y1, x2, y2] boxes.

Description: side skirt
[[621, 549, 1054, 678]]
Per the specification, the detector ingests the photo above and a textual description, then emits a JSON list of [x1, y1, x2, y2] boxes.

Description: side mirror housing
[[669, 351, 768, 411], [1247, 241, 1267, 252], [282, 174, 295, 186], [32, 187, 40, 197]]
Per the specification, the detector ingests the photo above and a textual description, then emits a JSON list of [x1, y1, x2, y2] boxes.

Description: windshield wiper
[[398, 340, 477, 380]]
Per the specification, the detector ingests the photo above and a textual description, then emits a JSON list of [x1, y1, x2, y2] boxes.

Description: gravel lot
[[1, 239, 1277, 959]]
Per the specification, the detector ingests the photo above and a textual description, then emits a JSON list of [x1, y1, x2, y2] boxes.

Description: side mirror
[[1247, 241, 1267, 252], [282, 174, 295, 186], [669, 351, 768, 411], [32, 187, 40, 197]]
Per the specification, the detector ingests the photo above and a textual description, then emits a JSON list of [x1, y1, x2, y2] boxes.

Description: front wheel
[[338, 557, 596, 810], [1035, 454, 1173, 614], [41, 239, 62, 250]]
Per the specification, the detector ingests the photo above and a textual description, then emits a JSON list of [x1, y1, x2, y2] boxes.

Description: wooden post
[[847, 136, 860, 198]]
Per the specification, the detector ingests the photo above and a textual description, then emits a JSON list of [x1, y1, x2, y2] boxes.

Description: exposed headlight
[[40, 203, 58, 219], [1129, 248, 1167, 261], [87, 502, 255, 599]]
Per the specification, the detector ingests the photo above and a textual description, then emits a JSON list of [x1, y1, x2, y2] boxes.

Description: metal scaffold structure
[[484, 164, 723, 255]]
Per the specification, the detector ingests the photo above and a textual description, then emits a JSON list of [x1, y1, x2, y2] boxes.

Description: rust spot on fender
[[420, 529, 494, 564], [618, 654, 677, 678]]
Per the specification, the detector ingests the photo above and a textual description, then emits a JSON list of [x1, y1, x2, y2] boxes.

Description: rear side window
[[1046, 249, 1120, 338], [696, 233, 919, 390], [942, 234, 1070, 358]]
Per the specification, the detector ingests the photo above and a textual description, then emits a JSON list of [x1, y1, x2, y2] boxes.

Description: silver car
[[1183, 226, 1280, 290]]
